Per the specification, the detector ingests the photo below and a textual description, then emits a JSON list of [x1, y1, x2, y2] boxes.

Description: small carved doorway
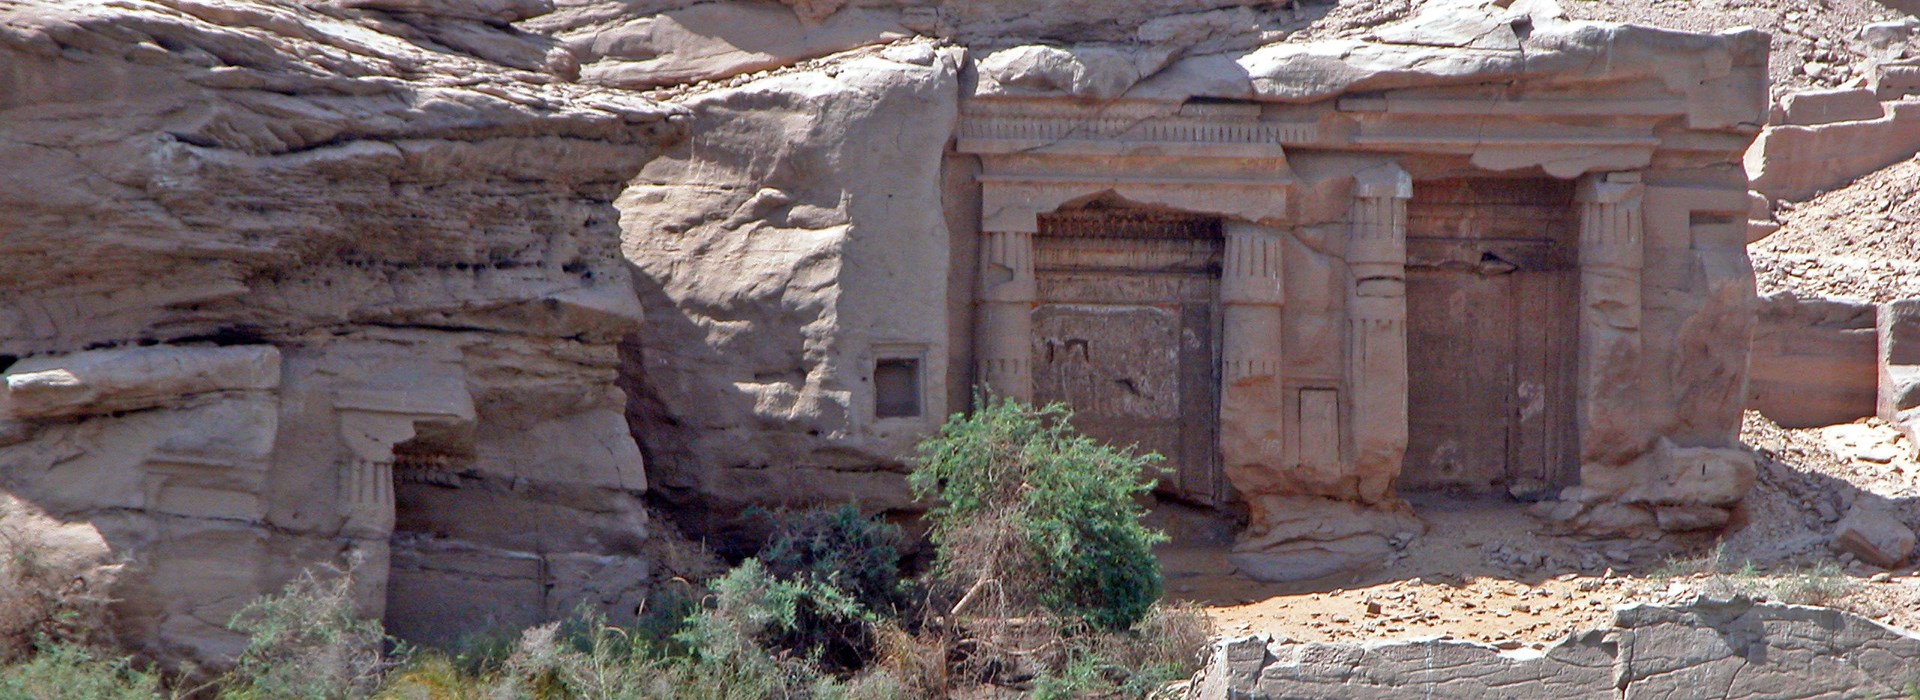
[[1403, 179, 1578, 493], [1030, 209, 1226, 505]]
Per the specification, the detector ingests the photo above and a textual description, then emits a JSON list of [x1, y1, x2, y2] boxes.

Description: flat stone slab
[[1189, 596, 1920, 699]]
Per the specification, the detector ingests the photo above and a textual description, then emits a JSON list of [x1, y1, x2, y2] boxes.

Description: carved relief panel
[[1030, 210, 1226, 504]]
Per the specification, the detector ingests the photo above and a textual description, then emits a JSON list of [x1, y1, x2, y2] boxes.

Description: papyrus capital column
[[1346, 164, 1412, 499], [977, 230, 1035, 402], [1575, 171, 1647, 465], [1220, 223, 1287, 489], [1221, 223, 1286, 378]]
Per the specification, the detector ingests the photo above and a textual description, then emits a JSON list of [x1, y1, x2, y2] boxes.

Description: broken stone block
[[1830, 503, 1916, 569], [1747, 291, 1878, 428], [1779, 88, 1884, 125]]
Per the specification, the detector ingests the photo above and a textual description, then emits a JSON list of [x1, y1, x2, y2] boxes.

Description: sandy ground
[[1163, 412, 1920, 646]]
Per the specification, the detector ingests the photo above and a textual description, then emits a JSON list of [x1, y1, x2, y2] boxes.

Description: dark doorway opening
[[1030, 208, 1227, 506], [1403, 179, 1579, 494]]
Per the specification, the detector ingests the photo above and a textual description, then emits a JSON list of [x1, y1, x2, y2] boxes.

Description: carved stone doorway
[[1403, 179, 1579, 493], [1030, 209, 1226, 505]]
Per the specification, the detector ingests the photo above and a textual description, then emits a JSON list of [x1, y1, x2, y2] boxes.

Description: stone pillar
[[336, 410, 411, 620], [977, 230, 1035, 402], [1345, 164, 1412, 502], [340, 456, 394, 619], [1575, 172, 1647, 466], [341, 457, 396, 539], [1219, 222, 1286, 488]]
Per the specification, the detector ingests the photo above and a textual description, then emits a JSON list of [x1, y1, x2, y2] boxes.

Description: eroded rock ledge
[[1189, 596, 1920, 699], [0, 0, 685, 661]]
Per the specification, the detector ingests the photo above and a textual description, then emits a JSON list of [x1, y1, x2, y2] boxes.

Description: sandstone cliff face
[[608, 0, 1767, 577], [0, 0, 681, 659], [529, 0, 1416, 91], [616, 42, 963, 541], [1, 0, 1774, 658]]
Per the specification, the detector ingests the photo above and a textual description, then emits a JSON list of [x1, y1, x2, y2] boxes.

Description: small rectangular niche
[[1299, 388, 1341, 467], [874, 357, 923, 419]]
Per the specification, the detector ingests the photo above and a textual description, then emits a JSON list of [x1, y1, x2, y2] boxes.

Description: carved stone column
[[1219, 222, 1286, 491], [340, 457, 394, 619], [341, 457, 396, 539], [977, 230, 1036, 402], [1345, 165, 1412, 502], [1575, 171, 1647, 466]]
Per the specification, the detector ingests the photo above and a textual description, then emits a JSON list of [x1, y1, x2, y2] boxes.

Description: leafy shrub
[[911, 397, 1167, 629], [220, 568, 385, 700], [0, 642, 162, 700], [754, 506, 910, 671]]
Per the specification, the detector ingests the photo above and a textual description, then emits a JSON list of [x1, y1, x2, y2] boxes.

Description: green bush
[[754, 506, 910, 671], [0, 643, 162, 700], [220, 569, 385, 700], [482, 562, 874, 700], [910, 397, 1167, 629]]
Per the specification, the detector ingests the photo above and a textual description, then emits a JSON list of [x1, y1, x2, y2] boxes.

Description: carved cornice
[[957, 100, 1311, 158]]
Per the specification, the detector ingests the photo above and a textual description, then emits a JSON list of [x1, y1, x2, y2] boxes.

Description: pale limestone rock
[[617, 44, 961, 536], [532, 2, 912, 89], [1190, 597, 1920, 699], [1880, 300, 1920, 447], [335, 0, 555, 23], [1779, 87, 1886, 125], [977, 44, 1176, 100], [3, 346, 279, 421], [1831, 502, 1916, 568], [1229, 495, 1423, 582], [1549, 440, 1756, 535], [1748, 292, 1879, 428], [0, 0, 679, 663], [7, 0, 1782, 643], [1747, 101, 1920, 202]]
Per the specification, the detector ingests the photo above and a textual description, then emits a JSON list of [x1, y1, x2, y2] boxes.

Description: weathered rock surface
[[616, 41, 962, 541], [622, 0, 1767, 570], [1748, 100, 1920, 202], [1747, 291, 1880, 429], [1189, 597, 1920, 699], [6, 0, 1779, 640], [0, 0, 682, 662], [1880, 299, 1920, 447], [1832, 502, 1917, 568]]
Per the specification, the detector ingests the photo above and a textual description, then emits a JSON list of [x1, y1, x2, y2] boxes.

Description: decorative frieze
[[959, 113, 1315, 149]]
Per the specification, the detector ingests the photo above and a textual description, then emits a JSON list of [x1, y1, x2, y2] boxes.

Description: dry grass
[[0, 496, 118, 661]]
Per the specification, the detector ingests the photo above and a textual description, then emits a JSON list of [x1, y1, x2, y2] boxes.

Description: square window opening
[[874, 358, 922, 419]]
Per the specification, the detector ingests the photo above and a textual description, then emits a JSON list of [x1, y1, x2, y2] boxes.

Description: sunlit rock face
[[0, 0, 684, 660], [1, 0, 1771, 661], [608, 0, 1767, 580]]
